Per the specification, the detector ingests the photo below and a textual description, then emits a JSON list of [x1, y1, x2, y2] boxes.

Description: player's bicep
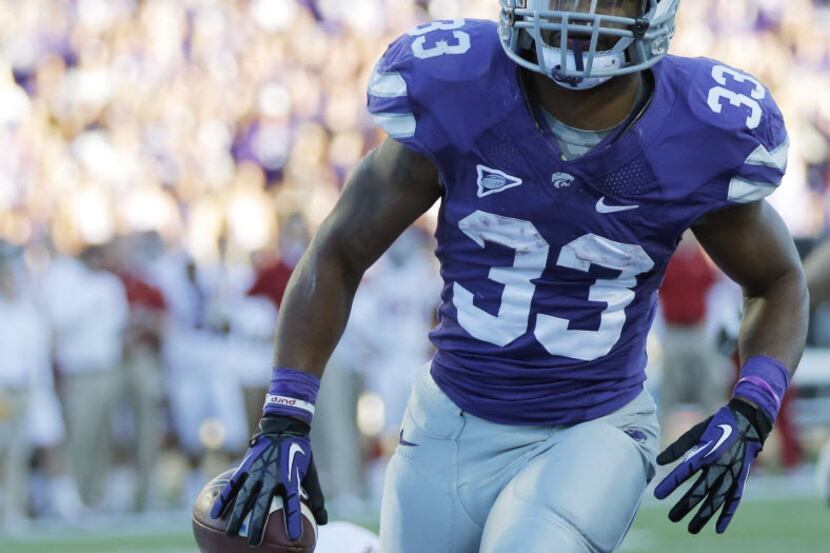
[[692, 200, 802, 297], [318, 138, 441, 273]]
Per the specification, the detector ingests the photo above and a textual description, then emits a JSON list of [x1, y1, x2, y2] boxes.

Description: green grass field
[[1, 497, 826, 553], [624, 498, 829, 552]]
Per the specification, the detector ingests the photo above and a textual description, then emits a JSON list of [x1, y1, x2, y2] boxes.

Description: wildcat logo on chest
[[551, 172, 575, 189]]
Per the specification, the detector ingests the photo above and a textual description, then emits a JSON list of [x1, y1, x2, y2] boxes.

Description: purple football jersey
[[367, 19, 788, 426]]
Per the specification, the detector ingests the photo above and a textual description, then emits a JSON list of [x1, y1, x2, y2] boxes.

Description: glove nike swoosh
[[288, 443, 305, 482], [704, 424, 733, 458]]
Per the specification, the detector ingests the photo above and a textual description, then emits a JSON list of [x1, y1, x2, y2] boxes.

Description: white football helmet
[[499, 0, 680, 90]]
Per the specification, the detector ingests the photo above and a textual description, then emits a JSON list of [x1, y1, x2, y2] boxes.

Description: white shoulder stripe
[[728, 177, 780, 204], [368, 68, 408, 98], [371, 112, 416, 139], [745, 137, 790, 171]]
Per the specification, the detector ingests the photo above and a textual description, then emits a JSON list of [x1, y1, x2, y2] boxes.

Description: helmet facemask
[[499, 0, 679, 90]]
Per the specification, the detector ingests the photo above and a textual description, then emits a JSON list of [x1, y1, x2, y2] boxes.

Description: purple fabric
[[732, 356, 790, 424], [370, 20, 788, 426], [263, 368, 320, 422]]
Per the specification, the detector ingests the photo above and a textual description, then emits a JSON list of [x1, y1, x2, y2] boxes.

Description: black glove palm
[[210, 415, 327, 545]]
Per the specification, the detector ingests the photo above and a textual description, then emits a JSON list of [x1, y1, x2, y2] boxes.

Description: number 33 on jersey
[[367, 19, 790, 426]]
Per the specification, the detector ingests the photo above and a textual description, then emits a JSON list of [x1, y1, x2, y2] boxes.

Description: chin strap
[[552, 39, 587, 87], [543, 40, 626, 90]]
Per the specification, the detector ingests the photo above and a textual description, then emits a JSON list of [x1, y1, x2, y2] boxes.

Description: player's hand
[[210, 414, 328, 545], [653, 399, 771, 534]]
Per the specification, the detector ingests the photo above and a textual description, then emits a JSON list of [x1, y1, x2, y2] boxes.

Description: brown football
[[192, 469, 318, 553]]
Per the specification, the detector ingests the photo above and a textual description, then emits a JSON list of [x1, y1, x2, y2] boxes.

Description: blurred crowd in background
[[2, 0, 830, 527]]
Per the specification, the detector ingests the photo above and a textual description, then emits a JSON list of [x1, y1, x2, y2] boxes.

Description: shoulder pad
[[666, 56, 789, 205], [367, 19, 505, 157]]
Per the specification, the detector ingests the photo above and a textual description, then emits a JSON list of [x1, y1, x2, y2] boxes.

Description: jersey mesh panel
[[595, 159, 658, 197], [485, 125, 530, 169]]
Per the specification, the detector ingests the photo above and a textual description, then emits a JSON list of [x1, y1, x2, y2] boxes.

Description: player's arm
[[692, 199, 807, 370], [804, 239, 830, 308], [210, 138, 442, 545], [272, 138, 441, 377], [654, 199, 808, 534]]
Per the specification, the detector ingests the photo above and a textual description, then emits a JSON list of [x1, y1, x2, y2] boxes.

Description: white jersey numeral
[[535, 234, 654, 361], [452, 211, 655, 361], [453, 211, 550, 347], [408, 19, 471, 60], [707, 65, 767, 130]]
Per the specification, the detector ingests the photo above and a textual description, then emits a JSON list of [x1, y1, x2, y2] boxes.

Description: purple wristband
[[732, 356, 791, 424], [262, 368, 320, 423]]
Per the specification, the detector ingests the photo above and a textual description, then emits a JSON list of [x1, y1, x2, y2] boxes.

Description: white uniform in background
[[41, 255, 129, 507], [152, 252, 247, 456], [0, 289, 52, 523], [351, 231, 442, 433], [223, 295, 277, 433]]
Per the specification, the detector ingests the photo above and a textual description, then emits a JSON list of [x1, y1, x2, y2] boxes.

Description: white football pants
[[380, 365, 659, 553]]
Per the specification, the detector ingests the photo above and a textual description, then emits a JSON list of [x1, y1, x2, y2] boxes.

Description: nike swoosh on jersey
[[596, 197, 640, 214], [704, 424, 734, 458], [399, 429, 419, 447], [287, 443, 305, 482]]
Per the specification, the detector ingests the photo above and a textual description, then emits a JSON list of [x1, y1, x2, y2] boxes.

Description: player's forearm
[[738, 265, 809, 374], [272, 231, 364, 379], [271, 143, 440, 380], [273, 253, 358, 373]]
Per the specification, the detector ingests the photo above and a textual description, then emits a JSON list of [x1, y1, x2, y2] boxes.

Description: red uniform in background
[[661, 245, 717, 327], [247, 212, 310, 309], [118, 272, 167, 348], [116, 269, 167, 511], [658, 238, 723, 423], [246, 260, 293, 309]]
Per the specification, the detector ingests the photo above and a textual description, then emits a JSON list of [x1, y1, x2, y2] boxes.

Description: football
[[192, 469, 318, 553]]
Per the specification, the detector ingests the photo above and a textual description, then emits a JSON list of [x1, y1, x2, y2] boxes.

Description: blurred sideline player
[[351, 228, 441, 435], [657, 231, 727, 441], [803, 239, 830, 505], [211, 1, 808, 552], [0, 256, 51, 525], [349, 228, 442, 499]]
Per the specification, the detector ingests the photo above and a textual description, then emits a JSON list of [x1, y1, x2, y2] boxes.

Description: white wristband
[[264, 394, 316, 416]]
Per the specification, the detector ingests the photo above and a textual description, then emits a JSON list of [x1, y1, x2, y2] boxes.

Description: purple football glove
[[654, 399, 772, 534], [210, 415, 327, 545]]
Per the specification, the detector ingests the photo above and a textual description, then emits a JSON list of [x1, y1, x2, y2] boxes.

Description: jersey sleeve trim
[[368, 66, 408, 98], [367, 62, 421, 142], [370, 112, 417, 139], [745, 136, 790, 171], [727, 135, 789, 204], [728, 177, 780, 204]]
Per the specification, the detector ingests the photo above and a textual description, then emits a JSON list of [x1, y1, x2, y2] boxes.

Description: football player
[[211, 1, 809, 551]]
